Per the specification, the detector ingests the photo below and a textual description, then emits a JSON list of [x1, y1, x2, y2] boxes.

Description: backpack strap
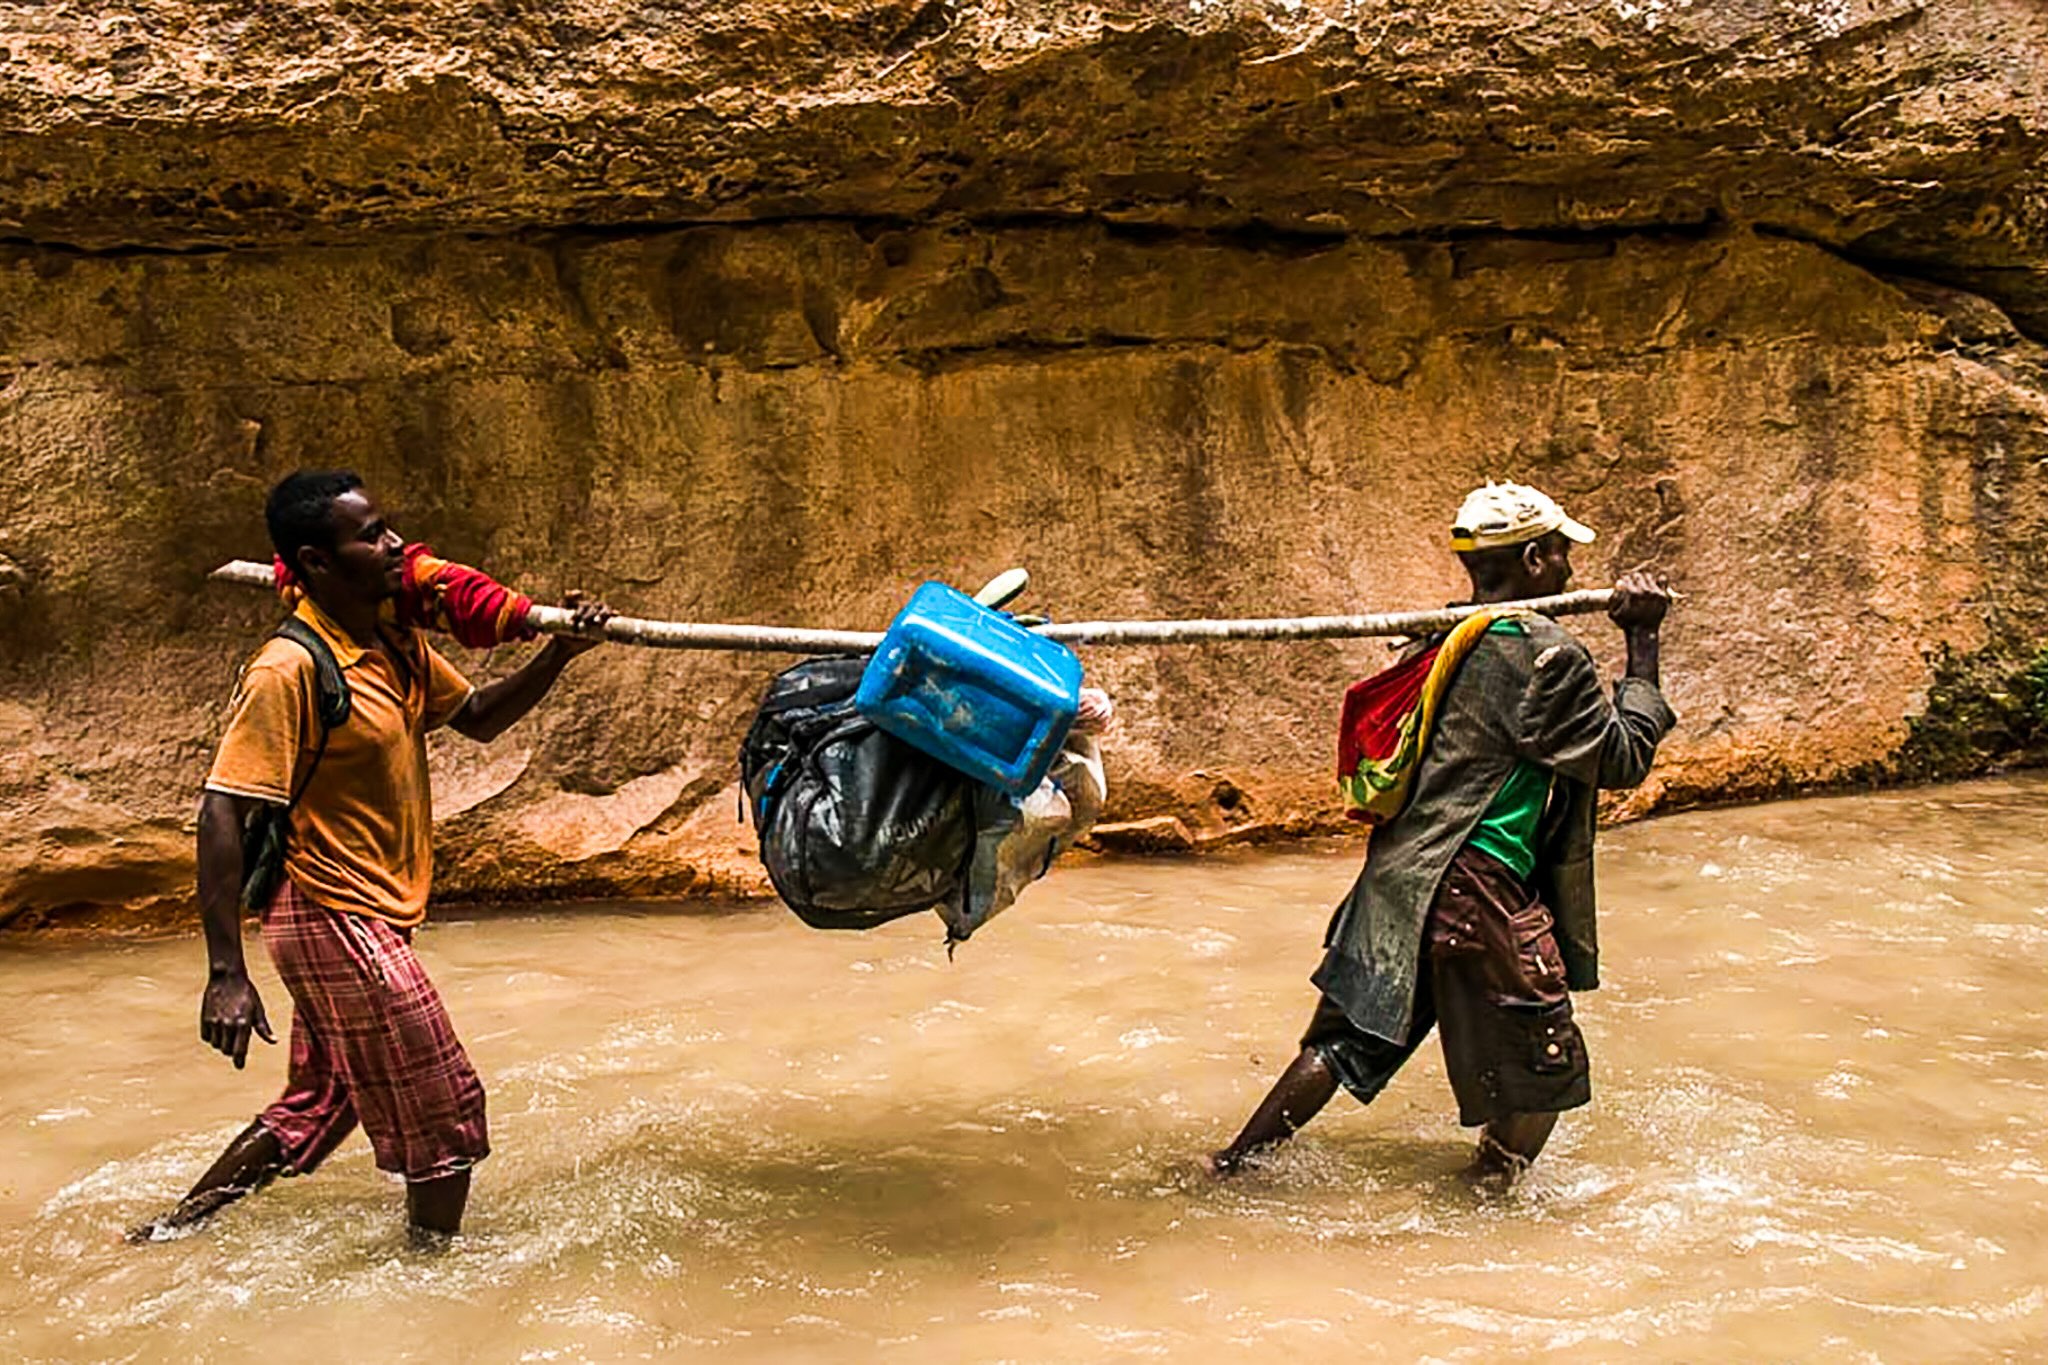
[[273, 616, 352, 808], [276, 617, 351, 730]]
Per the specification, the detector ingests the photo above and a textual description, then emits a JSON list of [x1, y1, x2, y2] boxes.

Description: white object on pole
[[971, 567, 1031, 610]]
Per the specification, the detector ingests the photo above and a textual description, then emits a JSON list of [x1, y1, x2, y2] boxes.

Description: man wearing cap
[[1209, 482, 1675, 1184]]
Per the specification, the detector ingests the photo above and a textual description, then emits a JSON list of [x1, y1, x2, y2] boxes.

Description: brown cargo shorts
[[1304, 844, 1591, 1127]]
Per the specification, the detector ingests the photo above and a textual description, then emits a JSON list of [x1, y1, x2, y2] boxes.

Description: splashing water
[[6, 777, 2048, 1360]]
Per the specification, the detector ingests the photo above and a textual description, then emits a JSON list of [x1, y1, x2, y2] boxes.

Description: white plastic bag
[[940, 699, 1110, 945]]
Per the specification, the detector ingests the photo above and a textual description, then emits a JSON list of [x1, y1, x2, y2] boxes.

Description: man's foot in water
[[1203, 1148, 1244, 1179], [124, 1186, 247, 1243], [126, 1121, 285, 1244], [1203, 1047, 1339, 1180], [1460, 1119, 1552, 1192]]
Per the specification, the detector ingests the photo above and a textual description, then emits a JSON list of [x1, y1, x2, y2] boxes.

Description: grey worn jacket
[[1312, 614, 1677, 1043]]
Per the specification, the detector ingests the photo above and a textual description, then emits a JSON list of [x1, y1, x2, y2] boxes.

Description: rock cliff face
[[4, 1, 2048, 924]]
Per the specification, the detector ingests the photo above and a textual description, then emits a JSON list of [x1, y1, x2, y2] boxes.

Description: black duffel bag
[[739, 656, 974, 930]]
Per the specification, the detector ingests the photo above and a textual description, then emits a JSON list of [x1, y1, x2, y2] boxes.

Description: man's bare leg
[[127, 1121, 285, 1242], [1208, 1046, 1340, 1176], [406, 1169, 471, 1248], [1469, 1111, 1558, 1186]]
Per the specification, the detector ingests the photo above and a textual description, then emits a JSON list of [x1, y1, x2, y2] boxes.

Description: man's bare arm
[[448, 593, 613, 743], [196, 790, 275, 1069]]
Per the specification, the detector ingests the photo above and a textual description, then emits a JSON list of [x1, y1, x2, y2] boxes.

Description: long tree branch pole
[[207, 560, 1615, 653]]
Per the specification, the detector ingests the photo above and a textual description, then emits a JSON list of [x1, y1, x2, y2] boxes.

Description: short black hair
[[265, 469, 363, 568], [1457, 530, 1569, 592]]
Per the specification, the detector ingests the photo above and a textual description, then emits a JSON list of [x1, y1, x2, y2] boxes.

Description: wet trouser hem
[[397, 1152, 488, 1184]]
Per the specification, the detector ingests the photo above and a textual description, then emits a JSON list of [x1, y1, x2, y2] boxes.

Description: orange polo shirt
[[205, 598, 474, 928]]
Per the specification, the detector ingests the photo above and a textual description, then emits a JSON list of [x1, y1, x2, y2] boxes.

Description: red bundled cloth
[[273, 543, 538, 647], [1336, 610, 1503, 824]]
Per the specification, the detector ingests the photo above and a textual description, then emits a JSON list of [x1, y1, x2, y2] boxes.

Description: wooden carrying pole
[[207, 559, 1615, 654]]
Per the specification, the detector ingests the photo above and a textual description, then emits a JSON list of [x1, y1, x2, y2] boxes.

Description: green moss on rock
[[1865, 639, 2048, 783]]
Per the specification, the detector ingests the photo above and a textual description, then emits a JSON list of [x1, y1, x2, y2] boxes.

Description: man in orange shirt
[[133, 470, 612, 1245]]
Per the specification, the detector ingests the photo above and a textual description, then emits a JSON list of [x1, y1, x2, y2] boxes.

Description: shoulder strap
[[275, 617, 352, 729], [273, 617, 352, 809]]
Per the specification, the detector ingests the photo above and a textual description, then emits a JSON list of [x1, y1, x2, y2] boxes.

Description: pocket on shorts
[[1525, 1003, 1583, 1076], [1507, 900, 1567, 989], [1427, 879, 1487, 958]]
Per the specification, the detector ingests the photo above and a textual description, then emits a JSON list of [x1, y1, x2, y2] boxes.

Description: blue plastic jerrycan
[[855, 581, 1084, 797]]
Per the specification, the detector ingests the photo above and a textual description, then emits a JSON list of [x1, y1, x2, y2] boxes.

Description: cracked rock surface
[[3, 1, 2048, 924]]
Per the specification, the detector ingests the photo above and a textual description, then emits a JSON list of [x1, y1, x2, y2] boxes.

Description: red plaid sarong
[[255, 880, 489, 1182]]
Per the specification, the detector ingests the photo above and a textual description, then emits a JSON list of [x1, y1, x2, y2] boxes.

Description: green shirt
[[1463, 619, 1551, 880]]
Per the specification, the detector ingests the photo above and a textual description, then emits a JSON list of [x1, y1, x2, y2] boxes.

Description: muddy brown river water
[[5, 776, 2048, 1361]]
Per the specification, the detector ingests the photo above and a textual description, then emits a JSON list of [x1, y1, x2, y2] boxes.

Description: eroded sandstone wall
[[3, 1, 2048, 923]]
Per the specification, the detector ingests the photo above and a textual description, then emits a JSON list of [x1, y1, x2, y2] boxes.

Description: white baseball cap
[[1448, 481, 1596, 552]]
